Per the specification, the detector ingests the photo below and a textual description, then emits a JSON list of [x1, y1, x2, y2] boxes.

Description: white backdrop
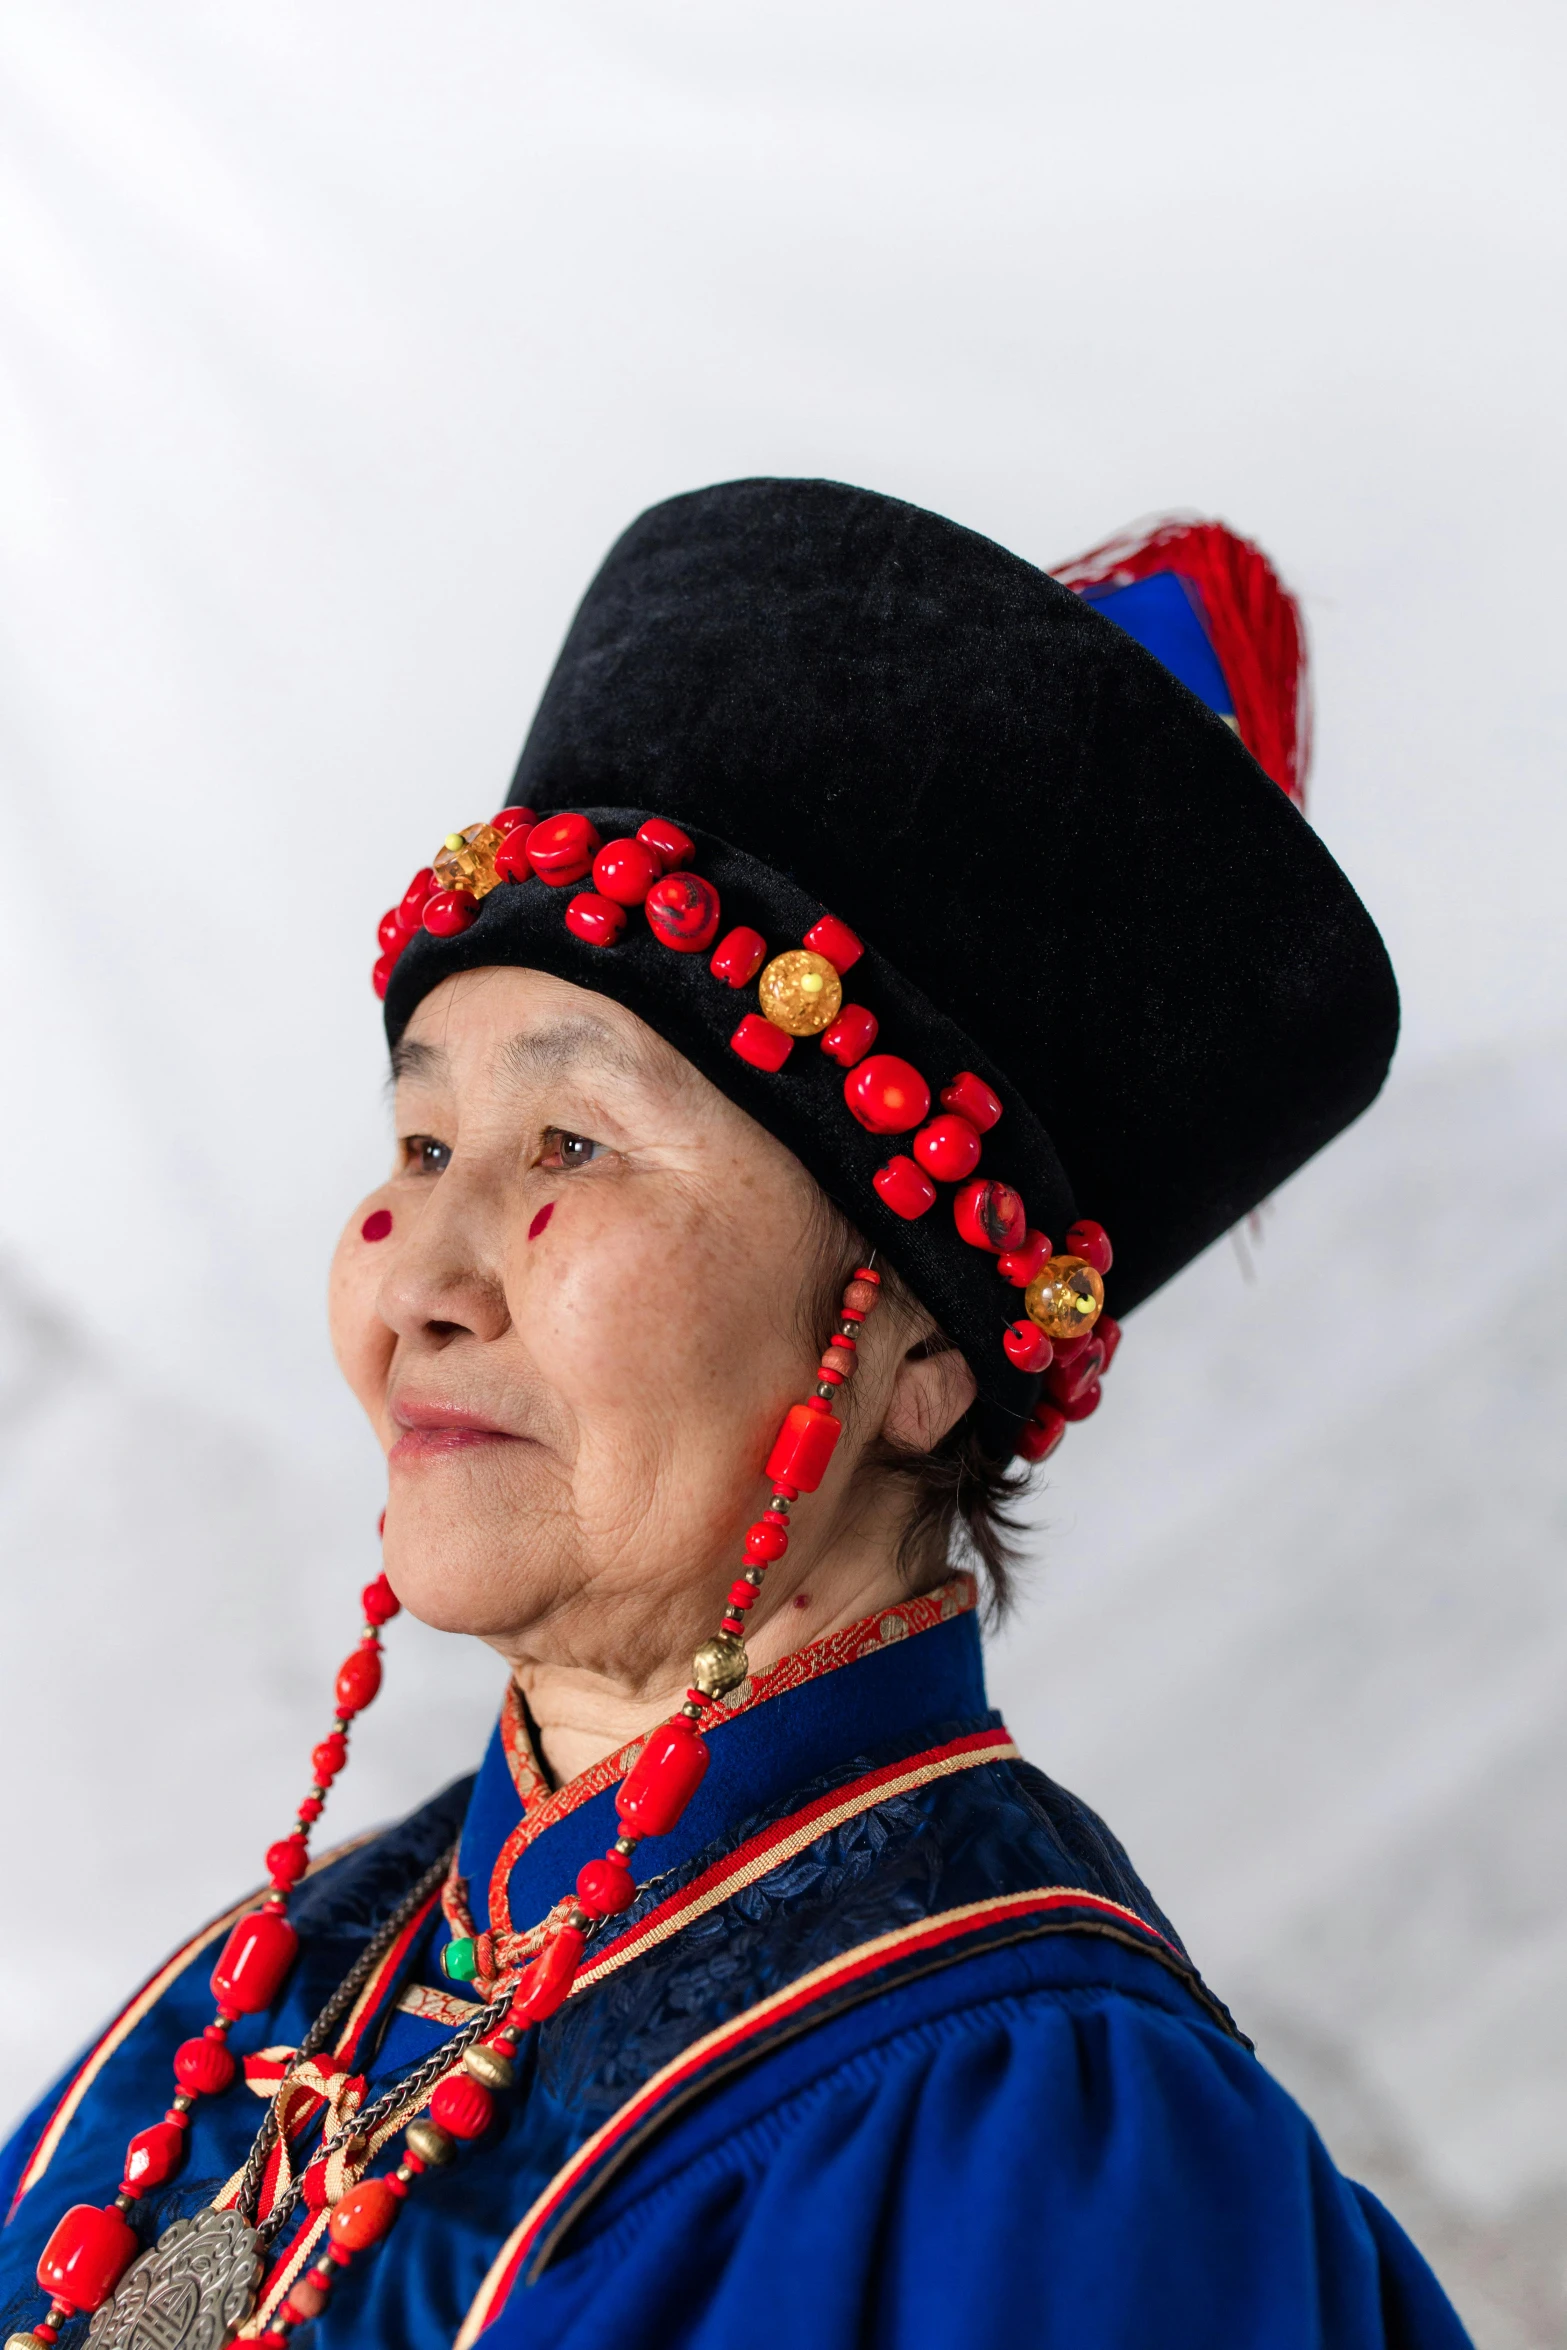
[[2, 6, 1564, 2342]]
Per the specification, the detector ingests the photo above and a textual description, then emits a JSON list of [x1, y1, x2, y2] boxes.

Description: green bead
[[441, 1936, 478, 1983]]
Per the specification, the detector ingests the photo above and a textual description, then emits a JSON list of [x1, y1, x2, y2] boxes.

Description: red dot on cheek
[[361, 1209, 393, 1243], [793, 1592, 811, 1610], [528, 1203, 555, 1241]]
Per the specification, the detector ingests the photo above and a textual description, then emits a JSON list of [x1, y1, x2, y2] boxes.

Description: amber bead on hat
[[432, 822, 505, 899], [1024, 1255, 1105, 1341], [758, 949, 844, 1036]]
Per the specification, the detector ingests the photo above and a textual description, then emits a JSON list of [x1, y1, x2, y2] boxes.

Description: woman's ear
[[879, 1337, 978, 1453]]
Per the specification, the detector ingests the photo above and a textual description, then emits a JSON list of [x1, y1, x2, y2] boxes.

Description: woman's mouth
[[388, 1400, 522, 1461]]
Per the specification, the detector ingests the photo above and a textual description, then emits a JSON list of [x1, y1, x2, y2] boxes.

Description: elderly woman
[[0, 482, 1468, 2349]]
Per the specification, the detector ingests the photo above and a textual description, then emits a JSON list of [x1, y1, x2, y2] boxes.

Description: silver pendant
[[86, 2209, 262, 2350]]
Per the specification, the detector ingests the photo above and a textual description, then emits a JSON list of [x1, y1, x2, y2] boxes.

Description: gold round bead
[[691, 1632, 749, 1698], [757, 950, 843, 1037], [462, 2041, 515, 2090], [433, 821, 505, 900], [404, 2117, 456, 2167], [8, 2334, 53, 2349], [1024, 1255, 1105, 1341]]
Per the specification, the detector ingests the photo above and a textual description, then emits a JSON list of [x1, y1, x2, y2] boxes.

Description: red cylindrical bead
[[939, 1071, 1002, 1132], [710, 925, 769, 987], [1097, 1314, 1122, 1372], [636, 817, 694, 871], [764, 1402, 842, 1492], [297, 1795, 324, 1822], [820, 1004, 877, 1067], [265, 1836, 309, 1889], [121, 2121, 185, 2196], [730, 1013, 792, 1071], [36, 2205, 138, 2312], [953, 1178, 1027, 1253], [422, 887, 479, 937], [313, 1732, 349, 1783], [398, 869, 436, 930], [616, 1721, 710, 1838], [912, 1115, 982, 1182], [525, 812, 600, 884], [335, 1641, 383, 1717], [744, 1519, 789, 1561], [328, 2178, 403, 2249], [362, 1572, 400, 1625], [1065, 1218, 1113, 1275], [210, 1908, 299, 2016], [576, 1855, 636, 1918], [1017, 1408, 1067, 1463], [1045, 1338, 1105, 1407], [494, 827, 536, 883], [998, 1228, 1052, 1287], [507, 1923, 587, 2029], [646, 872, 721, 952], [430, 2070, 494, 2141], [845, 1055, 930, 1135], [1002, 1321, 1053, 1374], [173, 2034, 236, 2095], [372, 952, 394, 1002], [489, 806, 537, 838], [1058, 1379, 1102, 1423], [801, 914, 863, 973], [564, 891, 628, 947], [728, 1579, 759, 1609], [377, 908, 403, 956], [815, 1363, 844, 1386], [591, 838, 660, 905], [873, 1156, 937, 1220]]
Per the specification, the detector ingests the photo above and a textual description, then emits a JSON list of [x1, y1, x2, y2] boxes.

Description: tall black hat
[[383, 478, 1397, 1456]]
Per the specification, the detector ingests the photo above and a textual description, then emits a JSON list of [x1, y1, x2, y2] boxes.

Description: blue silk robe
[[0, 1585, 1469, 2347]]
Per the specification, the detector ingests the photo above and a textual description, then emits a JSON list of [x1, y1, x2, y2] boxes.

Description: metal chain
[[233, 1846, 456, 2228]]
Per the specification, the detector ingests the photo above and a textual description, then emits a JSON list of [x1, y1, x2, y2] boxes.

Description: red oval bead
[[328, 2177, 403, 2249], [616, 1721, 710, 1838], [710, 926, 769, 987], [844, 1055, 930, 1135], [1097, 1314, 1122, 1372], [1058, 1379, 1102, 1423], [801, 913, 863, 974], [36, 2203, 138, 2312], [1017, 1407, 1067, 1462], [635, 817, 694, 871], [1065, 1219, 1113, 1275], [525, 812, 600, 884], [265, 1836, 309, 1888], [764, 1401, 842, 1492], [494, 827, 535, 883], [743, 1519, 789, 1562], [998, 1228, 1052, 1287], [1002, 1321, 1053, 1374], [912, 1114, 982, 1182], [121, 2120, 184, 2196], [398, 869, 436, 930], [591, 838, 660, 906], [489, 806, 537, 838], [362, 1572, 400, 1625], [576, 1856, 636, 1918], [564, 891, 628, 947], [173, 2034, 236, 2095], [939, 1071, 1002, 1132], [377, 907, 404, 956], [335, 1641, 383, 1717], [430, 2070, 494, 2140], [312, 1732, 349, 1783], [819, 1004, 878, 1068], [507, 1923, 586, 2028], [422, 888, 479, 937], [730, 1013, 792, 1071], [646, 872, 720, 952], [872, 1156, 937, 1220], [1047, 1340, 1106, 1407], [372, 952, 395, 1001], [953, 1178, 1027, 1253], [211, 1909, 299, 2015]]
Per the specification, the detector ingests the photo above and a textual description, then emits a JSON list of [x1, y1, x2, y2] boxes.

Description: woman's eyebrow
[[497, 1018, 646, 1086], [389, 1037, 445, 1084]]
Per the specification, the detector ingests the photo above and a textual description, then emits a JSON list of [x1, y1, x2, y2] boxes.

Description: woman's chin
[[382, 1451, 563, 1639]]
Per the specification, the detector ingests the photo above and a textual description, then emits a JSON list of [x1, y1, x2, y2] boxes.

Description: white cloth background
[[1, 5, 1563, 2340]]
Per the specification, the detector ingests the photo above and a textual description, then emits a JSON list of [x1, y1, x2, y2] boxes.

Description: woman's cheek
[[328, 1193, 398, 1425]]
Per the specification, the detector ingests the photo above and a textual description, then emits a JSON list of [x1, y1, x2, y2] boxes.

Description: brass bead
[[8, 2333, 53, 2348], [462, 2042, 515, 2091], [404, 2117, 456, 2167], [692, 1632, 749, 1699], [757, 950, 843, 1037], [1024, 1254, 1105, 1341]]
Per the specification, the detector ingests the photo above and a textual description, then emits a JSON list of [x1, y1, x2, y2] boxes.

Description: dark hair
[[802, 1194, 1030, 1621]]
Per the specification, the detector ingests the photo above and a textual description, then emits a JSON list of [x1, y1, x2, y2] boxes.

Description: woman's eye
[[403, 1135, 451, 1177], [539, 1128, 605, 1172]]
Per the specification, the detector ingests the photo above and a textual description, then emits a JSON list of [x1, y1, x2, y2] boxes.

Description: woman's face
[[329, 965, 937, 1693]]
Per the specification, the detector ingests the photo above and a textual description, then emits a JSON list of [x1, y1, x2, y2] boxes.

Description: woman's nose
[[377, 1171, 512, 1347]]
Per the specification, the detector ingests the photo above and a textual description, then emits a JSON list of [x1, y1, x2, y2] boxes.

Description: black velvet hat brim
[[387, 479, 1399, 1456]]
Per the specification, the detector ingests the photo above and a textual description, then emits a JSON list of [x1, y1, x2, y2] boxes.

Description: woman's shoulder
[[509, 1930, 1470, 2350]]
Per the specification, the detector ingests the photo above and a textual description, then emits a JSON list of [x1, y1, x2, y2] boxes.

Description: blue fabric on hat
[[1082, 569, 1237, 719]]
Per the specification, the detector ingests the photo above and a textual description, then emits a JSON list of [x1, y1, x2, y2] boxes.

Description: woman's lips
[[388, 1401, 522, 1462]]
